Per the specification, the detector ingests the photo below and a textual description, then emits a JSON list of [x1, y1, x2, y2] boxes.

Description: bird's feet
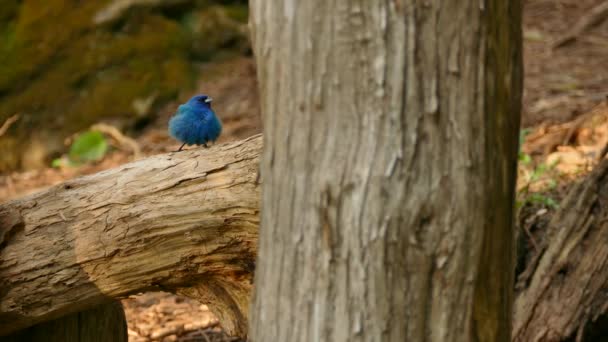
[[175, 142, 186, 152]]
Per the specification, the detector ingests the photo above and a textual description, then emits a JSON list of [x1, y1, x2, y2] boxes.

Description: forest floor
[[1, 0, 607, 341]]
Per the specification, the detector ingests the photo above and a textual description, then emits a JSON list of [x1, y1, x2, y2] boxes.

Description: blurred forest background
[[0, 0, 256, 173], [0, 0, 607, 341]]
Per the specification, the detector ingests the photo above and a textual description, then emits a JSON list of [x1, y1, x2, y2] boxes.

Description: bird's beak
[[204, 97, 213, 103]]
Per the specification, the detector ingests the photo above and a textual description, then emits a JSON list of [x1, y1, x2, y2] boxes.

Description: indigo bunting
[[168, 94, 222, 151]]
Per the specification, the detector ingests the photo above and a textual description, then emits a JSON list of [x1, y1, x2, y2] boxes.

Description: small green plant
[[517, 129, 559, 209], [518, 128, 532, 165], [523, 193, 558, 208], [52, 130, 108, 167]]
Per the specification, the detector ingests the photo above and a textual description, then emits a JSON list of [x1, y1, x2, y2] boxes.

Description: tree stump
[[513, 159, 608, 341], [3, 301, 127, 342]]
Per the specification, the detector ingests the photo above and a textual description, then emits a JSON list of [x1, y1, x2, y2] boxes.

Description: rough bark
[[0, 134, 261, 337], [513, 159, 608, 342], [4, 301, 127, 342], [250, 1, 522, 342]]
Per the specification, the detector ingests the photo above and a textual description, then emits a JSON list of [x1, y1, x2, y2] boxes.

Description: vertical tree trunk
[[250, 1, 522, 341]]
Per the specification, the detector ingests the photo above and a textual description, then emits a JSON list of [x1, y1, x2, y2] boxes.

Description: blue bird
[[168, 94, 222, 151]]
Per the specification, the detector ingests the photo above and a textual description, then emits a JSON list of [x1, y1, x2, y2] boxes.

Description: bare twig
[[552, 2, 608, 48], [90, 123, 142, 158], [201, 329, 212, 342], [0, 114, 19, 137]]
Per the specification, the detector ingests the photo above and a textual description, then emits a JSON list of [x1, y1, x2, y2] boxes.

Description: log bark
[[513, 159, 608, 342], [0, 134, 261, 337], [249, 1, 522, 342]]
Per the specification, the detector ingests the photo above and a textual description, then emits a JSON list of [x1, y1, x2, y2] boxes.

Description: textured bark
[[4, 302, 127, 342], [250, 1, 522, 342], [0, 134, 261, 337], [513, 159, 608, 342]]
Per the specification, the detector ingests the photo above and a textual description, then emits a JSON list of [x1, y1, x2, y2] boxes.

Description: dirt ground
[[1, 1, 607, 341], [523, 0, 608, 126]]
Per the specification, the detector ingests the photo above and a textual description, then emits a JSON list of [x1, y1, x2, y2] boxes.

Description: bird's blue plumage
[[168, 94, 222, 149]]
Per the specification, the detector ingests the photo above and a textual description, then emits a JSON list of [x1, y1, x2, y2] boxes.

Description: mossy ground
[[0, 0, 248, 171]]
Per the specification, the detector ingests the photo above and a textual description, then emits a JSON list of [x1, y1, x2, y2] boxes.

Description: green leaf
[[69, 131, 108, 164], [530, 163, 548, 182], [51, 158, 63, 168], [524, 193, 559, 209], [544, 197, 559, 209], [524, 29, 546, 42], [519, 129, 530, 147]]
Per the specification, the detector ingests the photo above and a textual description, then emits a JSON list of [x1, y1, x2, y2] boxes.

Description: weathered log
[[0, 134, 261, 337], [513, 158, 608, 341]]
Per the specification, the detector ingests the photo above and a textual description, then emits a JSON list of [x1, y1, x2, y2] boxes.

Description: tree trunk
[[249, 1, 522, 341], [513, 159, 608, 342], [4, 302, 127, 342], [0, 135, 261, 337]]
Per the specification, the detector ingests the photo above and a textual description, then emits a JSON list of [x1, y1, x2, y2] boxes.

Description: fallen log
[[513, 158, 608, 341], [0, 134, 261, 337]]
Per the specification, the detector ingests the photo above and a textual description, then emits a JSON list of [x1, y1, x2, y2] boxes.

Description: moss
[[0, 0, 249, 171], [187, 6, 250, 61], [0, 0, 102, 92], [0, 0, 20, 22], [224, 4, 249, 23]]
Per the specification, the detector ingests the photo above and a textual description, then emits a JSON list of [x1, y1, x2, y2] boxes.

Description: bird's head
[[187, 94, 213, 108]]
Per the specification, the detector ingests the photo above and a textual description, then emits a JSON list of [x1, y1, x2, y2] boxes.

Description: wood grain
[[0, 134, 261, 337], [513, 159, 608, 342], [249, 1, 522, 341]]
